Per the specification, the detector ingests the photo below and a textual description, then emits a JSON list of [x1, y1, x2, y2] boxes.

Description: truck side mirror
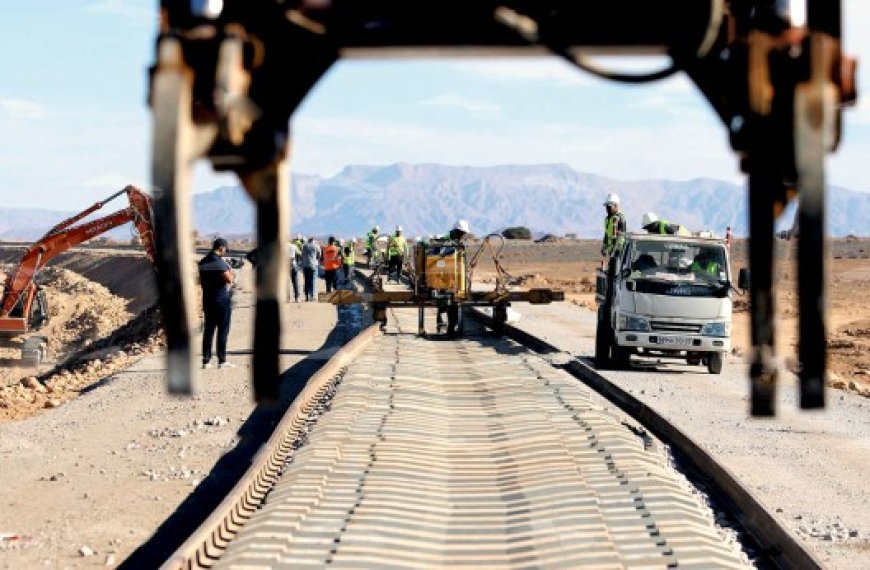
[[738, 268, 750, 291]]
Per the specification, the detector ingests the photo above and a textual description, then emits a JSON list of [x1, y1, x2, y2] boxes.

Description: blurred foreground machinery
[[148, 1, 856, 414], [322, 234, 563, 336], [0, 186, 155, 364]]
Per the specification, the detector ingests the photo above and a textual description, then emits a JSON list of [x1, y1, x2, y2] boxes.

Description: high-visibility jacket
[[648, 220, 690, 236], [602, 212, 627, 255], [322, 245, 342, 270], [690, 260, 720, 275], [366, 231, 378, 250], [343, 245, 355, 265], [388, 235, 406, 258]]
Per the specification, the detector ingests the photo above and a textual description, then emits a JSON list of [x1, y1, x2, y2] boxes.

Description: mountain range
[[1, 163, 868, 241]]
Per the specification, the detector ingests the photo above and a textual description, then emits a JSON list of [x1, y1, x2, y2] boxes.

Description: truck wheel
[[594, 308, 611, 369], [612, 344, 631, 370], [707, 352, 723, 374], [687, 357, 701, 366]]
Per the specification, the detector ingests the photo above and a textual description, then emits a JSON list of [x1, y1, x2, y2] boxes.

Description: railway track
[[160, 307, 819, 569]]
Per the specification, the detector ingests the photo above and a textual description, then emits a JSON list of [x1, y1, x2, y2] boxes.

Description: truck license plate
[[658, 336, 691, 346]]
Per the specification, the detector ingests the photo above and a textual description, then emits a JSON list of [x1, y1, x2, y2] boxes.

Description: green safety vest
[[388, 235, 406, 257], [366, 231, 378, 249], [690, 261, 719, 275], [603, 212, 626, 254], [343, 246, 355, 265], [651, 220, 690, 236]]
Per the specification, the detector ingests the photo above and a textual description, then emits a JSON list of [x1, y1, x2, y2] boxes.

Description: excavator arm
[[0, 186, 155, 331]]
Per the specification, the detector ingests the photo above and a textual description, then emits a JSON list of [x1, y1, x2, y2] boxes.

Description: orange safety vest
[[323, 245, 342, 270]]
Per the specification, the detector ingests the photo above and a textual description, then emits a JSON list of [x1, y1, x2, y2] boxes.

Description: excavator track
[[162, 309, 817, 569]]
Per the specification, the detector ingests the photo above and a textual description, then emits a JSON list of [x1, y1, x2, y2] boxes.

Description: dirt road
[[0, 263, 349, 568]]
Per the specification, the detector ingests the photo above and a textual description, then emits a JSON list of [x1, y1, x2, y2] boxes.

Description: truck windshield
[[629, 241, 728, 285]]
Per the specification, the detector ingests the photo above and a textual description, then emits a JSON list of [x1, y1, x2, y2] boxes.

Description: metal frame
[[148, 1, 856, 414]]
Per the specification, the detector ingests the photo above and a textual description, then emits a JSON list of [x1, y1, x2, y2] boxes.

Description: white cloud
[[0, 98, 46, 119], [419, 92, 501, 117], [81, 0, 152, 21], [291, 113, 740, 184], [448, 58, 593, 87]]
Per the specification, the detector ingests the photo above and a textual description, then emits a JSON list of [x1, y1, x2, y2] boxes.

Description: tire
[[612, 343, 631, 369], [707, 352, 724, 374], [687, 357, 701, 366], [594, 308, 612, 369]]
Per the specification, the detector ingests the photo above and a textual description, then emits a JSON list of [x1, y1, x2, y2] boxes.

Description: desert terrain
[[0, 237, 868, 568]]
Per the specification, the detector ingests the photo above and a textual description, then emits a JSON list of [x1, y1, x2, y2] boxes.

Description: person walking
[[387, 225, 407, 284], [198, 237, 235, 369], [342, 238, 356, 283], [288, 238, 301, 302], [641, 212, 690, 235], [601, 194, 627, 258], [322, 236, 342, 293], [301, 237, 321, 301]]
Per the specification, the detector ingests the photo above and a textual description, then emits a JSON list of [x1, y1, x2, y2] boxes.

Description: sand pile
[[0, 268, 165, 421], [38, 267, 132, 353]]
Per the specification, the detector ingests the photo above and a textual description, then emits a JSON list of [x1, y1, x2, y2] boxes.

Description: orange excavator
[[0, 185, 155, 365]]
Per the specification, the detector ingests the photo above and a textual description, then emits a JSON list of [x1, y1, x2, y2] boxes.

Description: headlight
[[701, 321, 730, 337], [618, 314, 650, 332]]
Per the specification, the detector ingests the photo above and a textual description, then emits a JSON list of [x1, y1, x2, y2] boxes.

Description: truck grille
[[650, 321, 702, 333]]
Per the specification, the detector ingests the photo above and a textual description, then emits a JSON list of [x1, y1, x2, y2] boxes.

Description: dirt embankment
[[0, 248, 161, 421]]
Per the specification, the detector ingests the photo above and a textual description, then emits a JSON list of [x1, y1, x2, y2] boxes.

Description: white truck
[[595, 232, 740, 374]]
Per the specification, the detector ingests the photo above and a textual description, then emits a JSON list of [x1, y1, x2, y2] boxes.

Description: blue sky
[[1, 0, 868, 210]]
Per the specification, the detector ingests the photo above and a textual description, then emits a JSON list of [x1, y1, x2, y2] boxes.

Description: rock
[[21, 377, 45, 392], [43, 399, 61, 409], [848, 381, 858, 391], [105, 554, 116, 566], [79, 545, 95, 557], [832, 381, 847, 390]]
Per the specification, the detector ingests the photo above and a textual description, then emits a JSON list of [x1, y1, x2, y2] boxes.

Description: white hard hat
[[453, 219, 470, 233], [374, 225, 380, 231], [296, 233, 303, 240], [604, 193, 620, 206], [395, 225, 403, 232], [642, 212, 659, 227], [352, 238, 357, 244]]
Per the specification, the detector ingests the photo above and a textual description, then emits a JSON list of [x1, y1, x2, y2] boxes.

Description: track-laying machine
[[0, 186, 155, 365], [322, 234, 564, 336]]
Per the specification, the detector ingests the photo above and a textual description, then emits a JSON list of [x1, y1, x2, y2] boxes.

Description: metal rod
[[748, 166, 778, 417]]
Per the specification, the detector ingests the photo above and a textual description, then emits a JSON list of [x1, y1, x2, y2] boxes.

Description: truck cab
[[595, 232, 732, 374]]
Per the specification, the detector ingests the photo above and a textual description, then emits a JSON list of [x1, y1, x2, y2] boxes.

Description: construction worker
[[365, 225, 380, 268], [293, 233, 305, 252], [690, 248, 722, 277], [321, 236, 343, 293], [436, 220, 470, 332], [287, 238, 301, 302], [342, 238, 356, 283], [198, 237, 235, 369], [387, 225, 407, 284], [641, 212, 690, 236], [601, 194, 627, 257], [444, 219, 470, 241]]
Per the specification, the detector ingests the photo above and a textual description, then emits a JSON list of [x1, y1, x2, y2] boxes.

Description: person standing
[[601, 193, 627, 258], [322, 236, 342, 293], [387, 225, 406, 284], [365, 225, 380, 268], [342, 238, 356, 283], [198, 237, 235, 369], [436, 220, 470, 332], [288, 238, 301, 302], [301, 237, 321, 301]]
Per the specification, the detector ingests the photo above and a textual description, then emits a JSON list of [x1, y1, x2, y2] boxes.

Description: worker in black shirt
[[198, 237, 235, 369]]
